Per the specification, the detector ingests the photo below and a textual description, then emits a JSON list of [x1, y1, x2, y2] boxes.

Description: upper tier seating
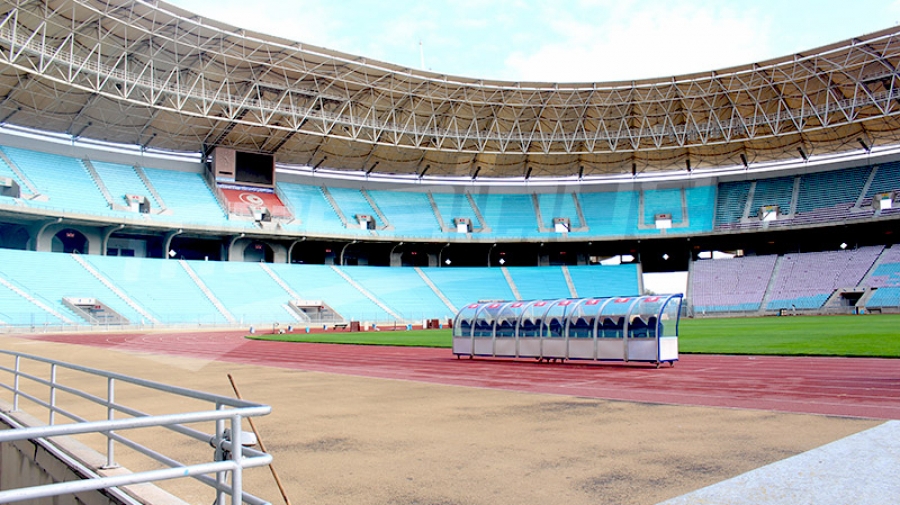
[[367, 189, 443, 238], [866, 161, 900, 199], [750, 176, 794, 214], [0, 155, 31, 198], [643, 188, 683, 224], [536, 192, 581, 229], [91, 160, 161, 211], [430, 192, 479, 230], [470, 192, 540, 237], [1, 142, 898, 240], [715, 166, 892, 230], [640, 186, 716, 234], [683, 186, 716, 232], [795, 166, 870, 215], [327, 187, 381, 228], [1, 146, 110, 215], [277, 183, 349, 234], [141, 167, 232, 227], [580, 191, 640, 237], [691, 255, 777, 313], [714, 180, 751, 226]]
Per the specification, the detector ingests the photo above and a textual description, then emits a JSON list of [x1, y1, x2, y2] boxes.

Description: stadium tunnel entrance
[[52, 229, 87, 254], [243, 241, 274, 262]]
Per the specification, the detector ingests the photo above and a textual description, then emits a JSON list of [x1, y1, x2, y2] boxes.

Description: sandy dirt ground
[[0, 335, 881, 505]]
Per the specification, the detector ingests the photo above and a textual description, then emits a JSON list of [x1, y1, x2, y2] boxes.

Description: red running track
[[29, 331, 900, 419]]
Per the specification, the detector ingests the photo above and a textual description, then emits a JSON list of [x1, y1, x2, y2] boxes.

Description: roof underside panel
[[0, 0, 897, 178]]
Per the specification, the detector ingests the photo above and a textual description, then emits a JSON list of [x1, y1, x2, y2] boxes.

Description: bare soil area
[[0, 336, 879, 505]]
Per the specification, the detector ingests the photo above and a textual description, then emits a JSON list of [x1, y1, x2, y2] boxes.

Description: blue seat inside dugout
[[547, 318, 565, 337], [496, 320, 515, 337], [520, 318, 541, 337], [602, 317, 624, 338], [647, 316, 658, 338], [629, 316, 648, 338], [570, 317, 593, 338], [474, 320, 493, 337]]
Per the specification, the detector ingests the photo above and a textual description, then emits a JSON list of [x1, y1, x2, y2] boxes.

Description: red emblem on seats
[[585, 299, 600, 305], [615, 298, 630, 303], [239, 193, 265, 207]]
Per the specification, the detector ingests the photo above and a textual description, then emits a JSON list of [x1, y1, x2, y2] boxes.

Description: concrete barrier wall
[[0, 416, 121, 505], [0, 405, 187, 505]]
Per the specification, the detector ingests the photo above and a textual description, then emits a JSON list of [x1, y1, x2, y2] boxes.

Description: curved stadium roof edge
[[0, 0, 898, 179], [140, 2, 899, 90]]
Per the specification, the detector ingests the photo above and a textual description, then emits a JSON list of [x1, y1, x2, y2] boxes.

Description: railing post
[[13, 355, 20, 411], [49, 363, 57, 425], [106, 377, 116, 468], [230, 414, 242, 505], [215, 403, 226, 505]]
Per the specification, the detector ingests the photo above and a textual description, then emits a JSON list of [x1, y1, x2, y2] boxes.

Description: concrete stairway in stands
[[179, 260, 236, 324], [561, 265, 578, 297], [71, 254, 159, 324], [0, 274, 75, 324], [758, 256, 784, 313], [501, 267, 522, 300], [415, 267, 457, 313], [330, 266, 402, 320]]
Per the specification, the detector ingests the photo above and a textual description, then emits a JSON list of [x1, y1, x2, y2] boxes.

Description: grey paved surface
[[659, 420, 900, 505]]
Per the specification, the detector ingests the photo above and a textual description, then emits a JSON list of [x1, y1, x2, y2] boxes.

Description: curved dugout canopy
[[452, 295, 683, 365], [453, 294, 682, 339]]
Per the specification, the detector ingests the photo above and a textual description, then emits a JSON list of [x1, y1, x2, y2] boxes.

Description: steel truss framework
[[0, 0, 899, 179]]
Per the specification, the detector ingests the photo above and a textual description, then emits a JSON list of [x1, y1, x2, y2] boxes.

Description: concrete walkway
[[659, 420, 900, 505]]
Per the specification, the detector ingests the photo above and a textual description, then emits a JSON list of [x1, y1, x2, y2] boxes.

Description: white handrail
[[0, 350, 273, 505]]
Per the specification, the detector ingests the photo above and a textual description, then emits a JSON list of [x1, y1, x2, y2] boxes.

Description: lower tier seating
[[0, 249, 642, 328]]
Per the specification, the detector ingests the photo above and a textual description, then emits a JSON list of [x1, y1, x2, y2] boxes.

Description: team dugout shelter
[[452, 294, 682, 367]]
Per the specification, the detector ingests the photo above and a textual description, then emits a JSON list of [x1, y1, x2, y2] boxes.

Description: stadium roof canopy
[[0, 0, 899, 179]]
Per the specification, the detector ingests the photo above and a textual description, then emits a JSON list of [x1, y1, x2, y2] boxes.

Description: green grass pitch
[[249, 314, 900, 358]]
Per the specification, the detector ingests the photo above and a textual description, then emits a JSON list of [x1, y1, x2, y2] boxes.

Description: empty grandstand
[[0, 0, 899, 330], [691, 255, 778, 314]]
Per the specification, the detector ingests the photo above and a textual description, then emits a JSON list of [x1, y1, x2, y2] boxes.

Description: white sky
[[643, 272, 687, 295], [166, 0, 900, 82]]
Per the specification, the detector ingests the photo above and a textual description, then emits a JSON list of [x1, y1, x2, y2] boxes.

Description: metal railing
[[0, 310, 441, 333], [0, 350, 273, 504]]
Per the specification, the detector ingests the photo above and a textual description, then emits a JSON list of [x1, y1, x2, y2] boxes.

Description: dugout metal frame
[[452, 294, 682, 367]]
